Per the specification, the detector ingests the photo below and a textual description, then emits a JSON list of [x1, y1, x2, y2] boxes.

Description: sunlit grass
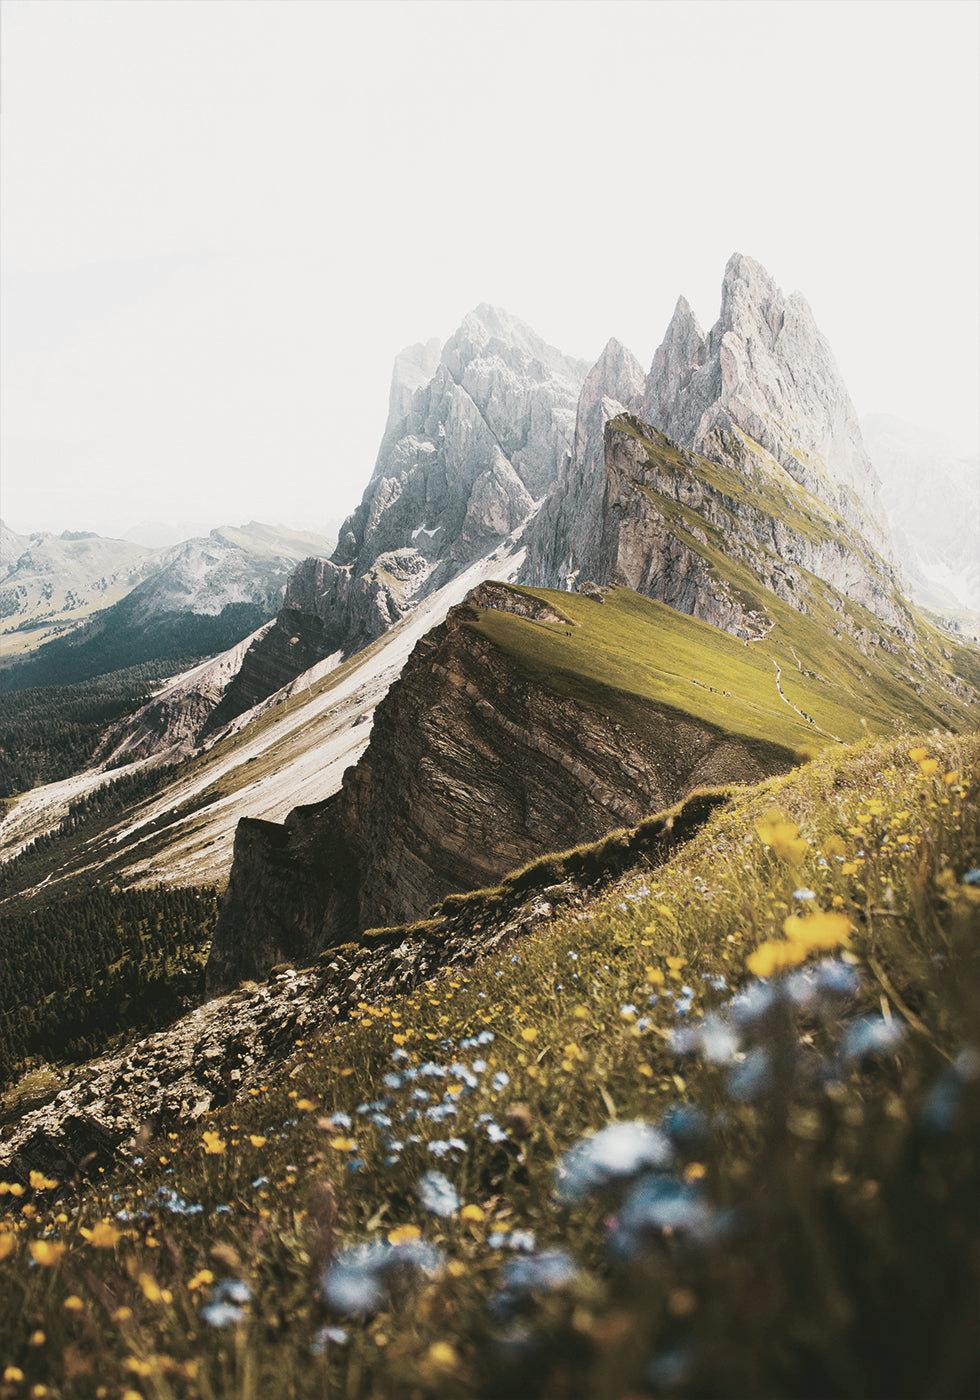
[[0, 731, 977, 1398]]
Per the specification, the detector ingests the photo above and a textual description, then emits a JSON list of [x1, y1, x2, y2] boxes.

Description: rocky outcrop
[[96, 624, 274, 764], [205, 591, 792, 993], [524, 338, 647, 591], [212, 309, 588, 729], [524, 407, 913, 641], [643, 254, 894, 557]]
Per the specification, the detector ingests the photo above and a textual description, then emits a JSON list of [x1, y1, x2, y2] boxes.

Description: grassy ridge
[[0, 731, 976, 1396], [466, 583, 972, 754]]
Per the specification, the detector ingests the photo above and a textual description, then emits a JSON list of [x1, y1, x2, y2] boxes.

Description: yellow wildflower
[[943, 770, 959, 786], [387, 1224, 421, 1245], [0, 1233, 15, 1261], [29, 1171, 58, 1191], [918, 758, 939, 775], [28, 1239, 65, 1267], [746, 940, 807, 978], [79, 1220, 120, 1248], [3, 1370, 25, 1385], [139, 1273, 172, 1304], [842, 862, 858, 875], [329, 1136, 357, 1152], [202, 1131, 226, 1155], [63, 1295, 84, 1312], [784, 910, 853, 950], [908, 746, 928, 762], [756, 813, 808, 864], [187, 1269, 214, 1291], [426, 1341, 459, 1370], [249, 1134, 267, 1148], [460, 1203, 485, 1222], [520, 1027, 538, 1042]]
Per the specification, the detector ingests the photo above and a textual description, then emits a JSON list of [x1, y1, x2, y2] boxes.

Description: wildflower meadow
[[0, 732, 977, 1399]]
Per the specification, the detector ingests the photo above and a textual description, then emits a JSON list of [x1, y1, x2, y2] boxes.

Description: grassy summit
[[1, 730, 977, 1397]]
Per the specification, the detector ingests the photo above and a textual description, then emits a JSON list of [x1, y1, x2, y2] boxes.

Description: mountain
[[2, 251, 977, 1065], [522, 257, 905, 642], [643, 253, 893, 555], [862, 413, 979, 621], [0, 522, 334, 692], [203, 308, 589, 732], [0, 523, 155, 654], [205, 581, 804, 992]]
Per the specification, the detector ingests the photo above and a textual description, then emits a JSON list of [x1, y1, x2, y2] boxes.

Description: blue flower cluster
[[321, 1237, 444, 1314], [200, 1278, 253, 1329], [667, 956, 875, 1103]]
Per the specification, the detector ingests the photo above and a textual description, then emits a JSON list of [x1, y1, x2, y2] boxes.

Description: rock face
[[642, 254, 893, 557], [205, 589, 789, 993], [862, 414, 979, 617], [524, 412, 912, 641], [212, 307, 589, 727], [96, 624, 275, 764], [525, 338, 647, 591]]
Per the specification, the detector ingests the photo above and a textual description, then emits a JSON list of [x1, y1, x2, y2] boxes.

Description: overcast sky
[[2, 0, 977, 541]]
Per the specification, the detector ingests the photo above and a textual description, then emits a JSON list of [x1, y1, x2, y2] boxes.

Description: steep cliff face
[[524, 408, 912, 641], [206, 587, 792, 992], [643, 254, 893, 556], [525, 338, 647, 591], [210, 308, 589, 729]]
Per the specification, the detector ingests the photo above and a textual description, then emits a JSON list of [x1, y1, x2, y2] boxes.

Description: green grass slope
[[0, 731, 977, 1398], [466, 582, 975, 754]]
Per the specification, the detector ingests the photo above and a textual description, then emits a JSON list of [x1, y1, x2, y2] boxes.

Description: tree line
[[0, 884, 220, 1087]]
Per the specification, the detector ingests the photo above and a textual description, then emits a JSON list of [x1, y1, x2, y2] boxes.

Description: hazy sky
[[2, 0, 978, 540]]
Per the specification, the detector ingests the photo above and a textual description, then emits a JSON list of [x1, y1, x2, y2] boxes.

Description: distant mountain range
[[0, 520, 335, 686]]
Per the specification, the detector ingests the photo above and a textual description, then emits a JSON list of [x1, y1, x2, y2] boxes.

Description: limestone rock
[[522, 337, 646, 589], [212, 308, 589, 729], [644, 254, 894, 557]]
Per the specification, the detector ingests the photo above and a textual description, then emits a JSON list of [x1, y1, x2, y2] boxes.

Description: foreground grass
[[0, 732, 977, 1399]]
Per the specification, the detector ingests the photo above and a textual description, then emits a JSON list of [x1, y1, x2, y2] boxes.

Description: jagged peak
[[441, 304, 588, 385], [582, 338, 646, 407]]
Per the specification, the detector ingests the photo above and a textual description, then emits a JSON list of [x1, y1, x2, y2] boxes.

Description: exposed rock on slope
[[643, 254, 893, 556], [1, 789, 729, 1179], [525, 337, 647, 591], [212, 308, 589, 727], [206, 589, 792, 993], [524, 412, 912, 640]]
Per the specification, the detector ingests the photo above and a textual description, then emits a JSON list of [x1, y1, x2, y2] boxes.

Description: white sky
[[2, 0, 978, 540]]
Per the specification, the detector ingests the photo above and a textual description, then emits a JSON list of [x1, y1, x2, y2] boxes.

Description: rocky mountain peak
[[574, 338, 646, 459], [644, 253, 893, 555], [385, 337, 442, 435], [644, 296, 708, 431]]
